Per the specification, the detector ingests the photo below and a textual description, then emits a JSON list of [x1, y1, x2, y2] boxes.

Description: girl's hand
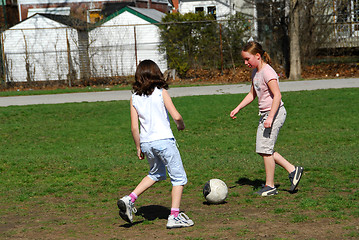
[[264, 116, 273, 128], [230, 108, 239, 119], [176, 122, 185, 131], [137, 149, 145, 160]]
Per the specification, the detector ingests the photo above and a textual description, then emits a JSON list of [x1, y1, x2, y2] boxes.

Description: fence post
[[0, 32, 6, 87], [78, 30, 90, 83], [134, 26, 138, 68], [66, 29, 72, 87], [219, 23, 223, 74]]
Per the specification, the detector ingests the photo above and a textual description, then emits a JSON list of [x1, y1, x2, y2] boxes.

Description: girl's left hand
[[137, 149, 145, 160]]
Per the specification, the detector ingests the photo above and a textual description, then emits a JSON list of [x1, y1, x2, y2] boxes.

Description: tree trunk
[[289, 0, 301, 80]]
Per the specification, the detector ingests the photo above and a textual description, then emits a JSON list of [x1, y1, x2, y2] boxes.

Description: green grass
[[0, 88, 358, 239], [0, 85, 133, 97]]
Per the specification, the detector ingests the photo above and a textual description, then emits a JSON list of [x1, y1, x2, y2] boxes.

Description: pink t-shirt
[[251, 64, 284, 112]]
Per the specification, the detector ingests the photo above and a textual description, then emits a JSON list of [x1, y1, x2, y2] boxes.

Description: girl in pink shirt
[[230, 41, 303, 196]]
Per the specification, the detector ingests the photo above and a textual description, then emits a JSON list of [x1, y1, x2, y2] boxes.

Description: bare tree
[[289, 0, 301, 80]]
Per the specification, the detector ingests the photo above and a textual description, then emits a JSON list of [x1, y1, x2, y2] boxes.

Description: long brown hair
[[132, 60, 168, 96], [242, 41, 272, 65]]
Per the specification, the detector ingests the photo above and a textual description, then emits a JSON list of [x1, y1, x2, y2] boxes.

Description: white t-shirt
[[252, 64, 284, 112], [132, 87, 174, 143]]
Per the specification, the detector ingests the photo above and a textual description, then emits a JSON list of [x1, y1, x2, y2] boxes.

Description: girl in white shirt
[[230, 42, 303, 196], [117, 60, 194, 229]]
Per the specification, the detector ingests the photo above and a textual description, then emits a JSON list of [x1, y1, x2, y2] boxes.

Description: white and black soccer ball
[[203, 179, 228, 204]]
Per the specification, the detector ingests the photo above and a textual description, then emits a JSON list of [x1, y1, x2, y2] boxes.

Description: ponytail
[[262, 51, 272, 65]]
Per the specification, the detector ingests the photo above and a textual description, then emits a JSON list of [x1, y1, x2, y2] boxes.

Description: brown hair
[[132, 59, 168, 96], [242, 41, 272, 65]]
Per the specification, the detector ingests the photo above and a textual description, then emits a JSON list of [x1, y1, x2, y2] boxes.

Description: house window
[[336, 0, 359, 22], [334, 0, 359, 36], [207, 6, 216, 18], [195, 7, 204, 13], [354, 0, 359, 22], [88, 9, 103, 23]]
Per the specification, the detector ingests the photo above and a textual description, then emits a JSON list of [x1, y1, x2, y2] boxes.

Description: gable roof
[[9, 13, 93, 30], [38, 13, 93, 30], [97, 6, 166, 26]]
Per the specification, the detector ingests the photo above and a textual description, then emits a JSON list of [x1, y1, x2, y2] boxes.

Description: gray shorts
[[256, 106, 286, 155], [140, 138, 187, 186]]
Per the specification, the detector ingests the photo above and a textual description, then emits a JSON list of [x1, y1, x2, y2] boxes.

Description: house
[[2, 13, 88, 83], [178, 0, 235, 20], [88, 6, 167, 77], [15, 0, 170, 23]]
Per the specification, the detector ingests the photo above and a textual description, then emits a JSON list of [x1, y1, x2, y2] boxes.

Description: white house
[[178, 0, 257, 37], [89, 6, 167, 77], [2, 13, 83, 83], [178, 0, 235, 20]]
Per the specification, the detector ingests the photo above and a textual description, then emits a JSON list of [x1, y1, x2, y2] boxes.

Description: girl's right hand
[[177, 122, 185, 131]]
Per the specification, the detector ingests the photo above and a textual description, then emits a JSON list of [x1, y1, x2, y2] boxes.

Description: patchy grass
[[0, 88, 358, 239]]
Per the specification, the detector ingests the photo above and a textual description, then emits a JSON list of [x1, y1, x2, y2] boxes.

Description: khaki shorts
[[256, 106, 286, 155]]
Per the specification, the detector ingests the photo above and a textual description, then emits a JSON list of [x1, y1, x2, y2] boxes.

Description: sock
[[129, 192, 137, 203], [171, 208, 180, 217]]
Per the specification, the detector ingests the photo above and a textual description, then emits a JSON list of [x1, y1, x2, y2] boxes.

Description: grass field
[[0, 88, 358, 239]]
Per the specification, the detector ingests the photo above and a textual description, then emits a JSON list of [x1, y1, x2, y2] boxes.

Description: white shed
[[89, 6, 167, 77], [2, 13, 83, 83]]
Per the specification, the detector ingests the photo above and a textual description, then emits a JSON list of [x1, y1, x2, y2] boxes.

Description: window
[[335, 0, 359, 22], [207, 6, 216, 17], [88, 9, 103, 23], [195, 7, 204, 13], [354, 0, 359, 22], [334, 0, 359, 36]]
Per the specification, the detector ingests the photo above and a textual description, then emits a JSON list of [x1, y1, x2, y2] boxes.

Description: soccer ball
[[203, 179, 228, 204]]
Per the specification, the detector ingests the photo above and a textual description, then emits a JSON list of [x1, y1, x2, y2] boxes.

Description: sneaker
[[166, 212, 194, 229], [117, 195, 137, 223], [289, 166, 304, 192], [255, 185, 278, 196]]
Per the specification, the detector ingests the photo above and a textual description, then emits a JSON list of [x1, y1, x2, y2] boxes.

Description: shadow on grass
[[119, 205, 170, 228], [202, 201, 228, 205], [235, 177, 287, 192], [136, 205, 170, 220], [235, 177, 264, 189]]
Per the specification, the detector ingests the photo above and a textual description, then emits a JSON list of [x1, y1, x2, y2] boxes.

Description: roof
[[97, 6, 166, 26], [37, 13, 93, 30], [8, 13, 92, 30]]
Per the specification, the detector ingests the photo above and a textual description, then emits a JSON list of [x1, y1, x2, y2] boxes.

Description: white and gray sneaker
[[117, 195, 137, 223], [166, 212, 194, 229], [289, 166, 304, 192], [255, 185, 278, 196]]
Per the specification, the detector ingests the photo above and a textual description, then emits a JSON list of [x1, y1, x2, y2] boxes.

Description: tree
[[158, 12, 249, 77], [289, 0, 301, 80], [241, 0, 334, 79]]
